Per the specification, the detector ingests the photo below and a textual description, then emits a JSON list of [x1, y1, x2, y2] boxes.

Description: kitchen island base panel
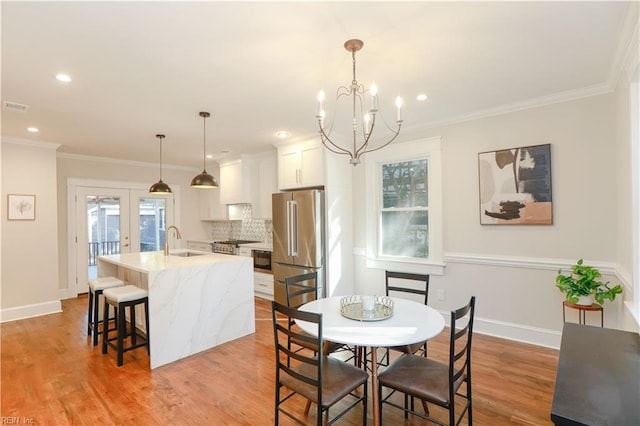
[[149, 263, 255, 368], [97, 252, 255, 369]]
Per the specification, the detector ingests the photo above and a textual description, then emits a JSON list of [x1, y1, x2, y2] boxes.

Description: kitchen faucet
[[164, 225, 182, 256]]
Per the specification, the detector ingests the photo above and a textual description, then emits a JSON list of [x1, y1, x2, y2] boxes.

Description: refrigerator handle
[[289, 200, 298, 256]]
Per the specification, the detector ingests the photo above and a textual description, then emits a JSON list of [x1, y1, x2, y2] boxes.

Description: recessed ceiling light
[[27, 127, 39, 133], [206, 154, 213, 159], [56, 73, 72, 82], [275, 131, 290, 139], [416, 94, 428, 101]]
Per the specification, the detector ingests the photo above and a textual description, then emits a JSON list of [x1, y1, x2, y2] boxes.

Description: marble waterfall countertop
[[97, 249, 254, 369], [98, 249, 240, 273]]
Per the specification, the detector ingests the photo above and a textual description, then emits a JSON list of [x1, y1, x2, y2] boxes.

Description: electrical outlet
[[437, 289, 445, 301]]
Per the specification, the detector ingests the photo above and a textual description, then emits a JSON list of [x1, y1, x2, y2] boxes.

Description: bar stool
[[102, 285, 149, 367], [87, 277, 125, 346]]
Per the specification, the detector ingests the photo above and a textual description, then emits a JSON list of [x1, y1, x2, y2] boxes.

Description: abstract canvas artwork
[[478, 144, 552, 225]]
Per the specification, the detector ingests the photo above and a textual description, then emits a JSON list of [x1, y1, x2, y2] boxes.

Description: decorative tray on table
[[340, 295, 394, 321]]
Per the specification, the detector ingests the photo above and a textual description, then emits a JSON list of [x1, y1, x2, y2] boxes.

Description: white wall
[[353, 93, 635, 348], [56, 155, 213, 296], [1, 140, 61, 321]]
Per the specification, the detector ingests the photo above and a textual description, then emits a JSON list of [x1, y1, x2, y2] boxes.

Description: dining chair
[[378, 296, 476, 425], [384, 271, 431, 358], [284, 272, 359, 416], [271, 301, 369, 425], [284, 272, 348, 356]]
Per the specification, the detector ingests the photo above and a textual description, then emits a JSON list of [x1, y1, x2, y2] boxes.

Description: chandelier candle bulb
[[317, 91, 324, 117], [370, 83, 378, 112], [396, 96, 403, 122]]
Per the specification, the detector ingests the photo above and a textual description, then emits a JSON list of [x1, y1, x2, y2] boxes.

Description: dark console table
[[551, 322, 640, 425]]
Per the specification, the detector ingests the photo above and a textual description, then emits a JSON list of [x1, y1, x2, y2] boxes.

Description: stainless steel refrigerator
[[272, 189, 325, 305]]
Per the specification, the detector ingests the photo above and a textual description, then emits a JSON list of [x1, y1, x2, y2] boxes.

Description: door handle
[[290, 200, 298, 256]]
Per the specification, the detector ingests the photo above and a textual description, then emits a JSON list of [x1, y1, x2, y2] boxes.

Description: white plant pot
[[575, 295, 594, 306]]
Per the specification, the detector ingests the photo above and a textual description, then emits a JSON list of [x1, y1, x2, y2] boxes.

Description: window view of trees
[[380, 160, 428, 258]]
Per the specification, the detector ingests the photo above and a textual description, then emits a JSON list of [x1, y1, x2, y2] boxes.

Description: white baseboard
[[1, 300, 62, 323], [59, 287, 72, 300], [436, 310, 561, 350], [473, 316, 562, 350]]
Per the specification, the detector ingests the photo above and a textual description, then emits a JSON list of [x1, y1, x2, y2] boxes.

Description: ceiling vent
[[2, 101, 30, 113]]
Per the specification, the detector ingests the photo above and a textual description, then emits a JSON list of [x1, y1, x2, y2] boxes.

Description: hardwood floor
[[1, 296, 559, 425]]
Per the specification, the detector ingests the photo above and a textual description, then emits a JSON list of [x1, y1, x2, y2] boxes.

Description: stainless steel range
[[210, 240, 259, 255]]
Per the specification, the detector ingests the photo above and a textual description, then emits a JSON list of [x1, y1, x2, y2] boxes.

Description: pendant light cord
[[202, 115, 207, 170], [157, 134, 165, 181], [160, 137, 163, 180]]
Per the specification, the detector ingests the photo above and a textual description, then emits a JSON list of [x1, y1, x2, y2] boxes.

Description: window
[[381, 160, 428, 258], [365, 137, 444, 275]]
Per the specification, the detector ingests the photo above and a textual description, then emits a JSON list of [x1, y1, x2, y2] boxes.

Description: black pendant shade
[[191, 111, 218, 188], [149, 179, 172, 193], [190, 170, 218, 188], [149, 134, 172, 194]]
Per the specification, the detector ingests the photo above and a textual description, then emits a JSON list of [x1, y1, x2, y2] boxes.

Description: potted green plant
[[556, 259, 623, 305]]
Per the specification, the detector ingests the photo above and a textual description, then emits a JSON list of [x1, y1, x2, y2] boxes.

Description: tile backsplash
[[208, 204, 272, 242]]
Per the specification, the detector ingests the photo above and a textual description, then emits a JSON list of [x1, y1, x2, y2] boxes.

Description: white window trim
[[629, 65, 640, 326], [365, 136, 444, 275]]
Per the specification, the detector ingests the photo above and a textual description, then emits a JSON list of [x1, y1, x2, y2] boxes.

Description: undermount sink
[[170, 251, 207, 257]]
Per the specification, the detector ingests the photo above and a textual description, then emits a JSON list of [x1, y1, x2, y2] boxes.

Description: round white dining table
[[296, 296, 445, 426]]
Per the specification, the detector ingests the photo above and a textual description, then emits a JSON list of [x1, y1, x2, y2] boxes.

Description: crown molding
[[56, 152, 198, 172], [608, 1, 639, 88], [410, 82, 613, 132], [1, 136, 61, 150]]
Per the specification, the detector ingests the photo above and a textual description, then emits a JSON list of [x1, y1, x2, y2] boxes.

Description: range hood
[[227, 203, 250, 220]]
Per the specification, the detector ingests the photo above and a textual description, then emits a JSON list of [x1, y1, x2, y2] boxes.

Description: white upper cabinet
[[219, 159, 252, 205], [277, 140, 324, 190], [251, 151, 278, 219], [199, 187, 227, 220], [215, 152, 277, 219]]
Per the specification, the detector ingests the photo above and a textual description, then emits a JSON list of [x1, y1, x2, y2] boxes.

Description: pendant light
[[149, 134, 172, 193], [191, 111, 218, 188]]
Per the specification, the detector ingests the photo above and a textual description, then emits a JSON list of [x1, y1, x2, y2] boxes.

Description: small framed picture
[[7, 194, 36, 221]]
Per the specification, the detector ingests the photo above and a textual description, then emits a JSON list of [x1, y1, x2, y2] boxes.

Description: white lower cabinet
[[254, 271, 274, 300]]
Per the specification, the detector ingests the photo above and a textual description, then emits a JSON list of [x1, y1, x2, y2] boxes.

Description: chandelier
[[316, 39, 403, 166]]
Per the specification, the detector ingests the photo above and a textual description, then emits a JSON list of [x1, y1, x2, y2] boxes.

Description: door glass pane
[[139, 198, 166, 252], [87, 196, 121, 280], [381, 211, 428, 258]]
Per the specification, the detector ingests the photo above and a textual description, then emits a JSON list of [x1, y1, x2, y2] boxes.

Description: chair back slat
[[272, 301, 323, 391], [449, 296, 476, 402], [385, 271, 430, 305], [285, 272, 318, 309]]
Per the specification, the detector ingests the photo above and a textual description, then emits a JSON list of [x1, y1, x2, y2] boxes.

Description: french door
[[70, 181, 175, 295]]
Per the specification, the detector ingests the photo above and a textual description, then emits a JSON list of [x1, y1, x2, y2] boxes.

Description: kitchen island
[[97, 250, 254, 369]]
